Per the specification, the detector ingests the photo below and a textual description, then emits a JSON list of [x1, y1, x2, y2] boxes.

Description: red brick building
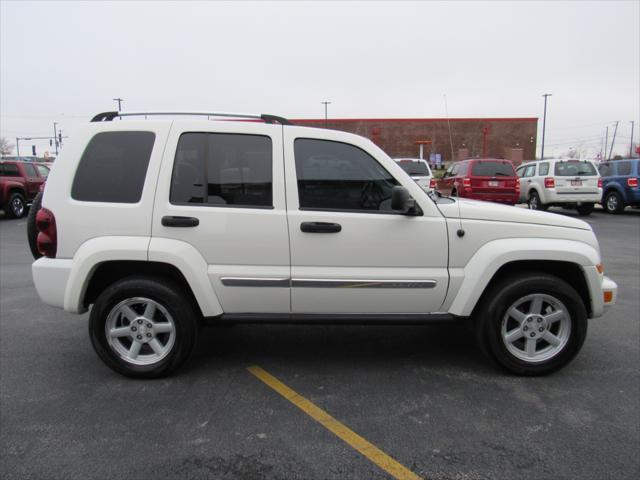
[[293, 117, 538, 166]]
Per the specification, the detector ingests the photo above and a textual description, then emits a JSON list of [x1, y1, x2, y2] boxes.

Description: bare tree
[[0, 137, 14, 156]]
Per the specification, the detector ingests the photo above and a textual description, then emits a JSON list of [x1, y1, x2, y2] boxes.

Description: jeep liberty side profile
[[32, 111, 617, 378]]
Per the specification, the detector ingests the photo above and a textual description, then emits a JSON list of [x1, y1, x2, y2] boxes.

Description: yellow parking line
[[247, 366, 423, 480]]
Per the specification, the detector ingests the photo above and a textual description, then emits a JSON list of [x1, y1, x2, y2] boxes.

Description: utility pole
[[321, 101, 331, 128], [604, 126, 609, 160], [113, 97, 124, 112], [540, 93, 552, 160], [630, 121, 635, 158], [608, 121, 619, 160], [16, 137, 20, 158], [53, 122, 59, 155]]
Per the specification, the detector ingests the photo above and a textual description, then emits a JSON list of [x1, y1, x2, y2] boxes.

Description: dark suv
[[436, 158, 520, 205], [598, 159, 640, 214]]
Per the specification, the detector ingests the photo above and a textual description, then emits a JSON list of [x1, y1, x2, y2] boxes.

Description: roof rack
[[90, 111, 292, 125]]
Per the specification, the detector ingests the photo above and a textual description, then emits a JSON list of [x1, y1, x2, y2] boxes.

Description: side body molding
[[445, 238, 601, 317]]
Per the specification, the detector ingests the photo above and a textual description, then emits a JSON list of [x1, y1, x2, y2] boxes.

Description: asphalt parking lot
[[1, 207, 638, 480]]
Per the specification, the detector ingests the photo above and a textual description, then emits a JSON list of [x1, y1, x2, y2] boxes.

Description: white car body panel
[[32, 118, 617, 325], [283, 127, 448, 314]]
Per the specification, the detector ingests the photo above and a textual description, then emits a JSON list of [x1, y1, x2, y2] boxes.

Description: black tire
[[576, 203, 594, 216], [89, 276, 200, 378], [527, 191, 547, 211], [474, 273, 588, 376], [27, 192, 43, 259], [5, 192, 26, 219], [603, 191, 624, 214]]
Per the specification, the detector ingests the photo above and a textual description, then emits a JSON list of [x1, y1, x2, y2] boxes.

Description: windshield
[[554, 161, 597, 176], [397, 161, 429, 176], [471, 161, 515, 177]]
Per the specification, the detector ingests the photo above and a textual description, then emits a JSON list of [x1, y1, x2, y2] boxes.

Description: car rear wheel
[[576, 203, 595, 216], [6, 192, 26, 219], [604, 191, 624, 214], [475, 273, 587, 375], [527, 191, 547, 211], [89, 276, 200, 378]]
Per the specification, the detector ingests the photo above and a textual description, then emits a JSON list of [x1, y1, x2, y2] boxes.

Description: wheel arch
[[446, 238, 600, 318], [470, 260, 592, 318]]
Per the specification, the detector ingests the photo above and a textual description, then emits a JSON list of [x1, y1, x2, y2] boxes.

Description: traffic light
[[49, 139, 53, 146], [58, 132, 62, 145], [32, 145, 36, 156]]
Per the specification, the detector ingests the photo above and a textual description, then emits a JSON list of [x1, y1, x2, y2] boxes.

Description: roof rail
[[90, 111, 292, 125]]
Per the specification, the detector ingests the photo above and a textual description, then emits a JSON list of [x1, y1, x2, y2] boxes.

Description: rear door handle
[[300, 222, 342, 233], [161, 216, 199, 227]]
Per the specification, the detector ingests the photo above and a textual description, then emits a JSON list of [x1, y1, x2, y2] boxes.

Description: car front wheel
[[89, 276, 200, 378], [475, 273, 587, 375]]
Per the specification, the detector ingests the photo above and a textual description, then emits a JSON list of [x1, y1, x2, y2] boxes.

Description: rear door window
[[554, 161, 597, 177], [170, 132, 273, 208], [538, 162, 549, 176], [23, 163, 38, 177], [471, 161, 515, 176], [72, 131, 156, 203]]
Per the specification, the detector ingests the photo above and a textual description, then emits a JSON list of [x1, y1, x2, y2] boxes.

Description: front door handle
[[161, 216, 199, 227], [300, 222, 342, 233]]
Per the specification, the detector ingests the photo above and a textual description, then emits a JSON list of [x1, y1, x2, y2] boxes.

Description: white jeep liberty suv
[[32, 111, 618, 378]]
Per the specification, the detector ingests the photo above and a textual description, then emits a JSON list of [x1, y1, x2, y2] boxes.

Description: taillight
[[628, 177, 638, 187], [36, 208, 57, 258], [429, 178, 437, 189], [597, 178, 603, 188], [544, 177, 555, 188], [462, 178, 472, 189], [515, 180, 520, 192]]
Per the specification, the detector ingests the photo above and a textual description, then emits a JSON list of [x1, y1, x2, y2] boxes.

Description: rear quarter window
[[471, 161, 515, 177], [71, 131, 155, 203], [617, 162, 632, 176]]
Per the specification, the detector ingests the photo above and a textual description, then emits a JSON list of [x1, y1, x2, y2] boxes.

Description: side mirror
[[391, 186, 422, 216]]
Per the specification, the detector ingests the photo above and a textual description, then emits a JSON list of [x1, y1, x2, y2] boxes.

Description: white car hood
[[437, 198, 591, 231]]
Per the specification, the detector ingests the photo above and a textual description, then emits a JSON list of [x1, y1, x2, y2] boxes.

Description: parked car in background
[[436, 158, 519, 205], [394, 158, 434, 191], [0, 160, 47, 218], [35, 163, 51, 179], [598, 158, 640, 214], [516, 159, 602, 215]]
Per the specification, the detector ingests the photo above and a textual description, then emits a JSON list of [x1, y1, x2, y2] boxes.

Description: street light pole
[[630, 121, 635, 158], [540, 93, 552, 160], [113, 97, 124, 112], [53, 122, 59, 155], [608, 121, 619, 160], [321, 101, 331, 128]]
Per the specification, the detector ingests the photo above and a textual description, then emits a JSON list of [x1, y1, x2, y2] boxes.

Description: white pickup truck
[[32, 111, 617, 378]]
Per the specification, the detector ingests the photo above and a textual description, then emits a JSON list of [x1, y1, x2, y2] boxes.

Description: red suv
[[436, 158, 520, 205]]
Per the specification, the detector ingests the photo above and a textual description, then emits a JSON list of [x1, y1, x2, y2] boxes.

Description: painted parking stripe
[[247, 366, 423, 480]]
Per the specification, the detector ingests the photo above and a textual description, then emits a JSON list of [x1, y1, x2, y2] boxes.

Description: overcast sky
[[1, 0, 638, 158]]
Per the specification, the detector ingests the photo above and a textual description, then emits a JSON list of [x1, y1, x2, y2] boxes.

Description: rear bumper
[[545, 190, 601, 204], [32, 257, 72, 310]]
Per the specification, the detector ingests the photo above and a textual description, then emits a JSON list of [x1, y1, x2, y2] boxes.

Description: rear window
[[0, 163, 20, 177], [397, 161, 429, 176], [617, 162, 632, 176], [72, 131, 155, 203], [554, 161, 597, 177], [471, 161, 515, 177]]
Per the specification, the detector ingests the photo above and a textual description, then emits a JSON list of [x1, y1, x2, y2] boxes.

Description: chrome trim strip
[[291, 279, 437, 289], [220, 277, 290, 287]]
